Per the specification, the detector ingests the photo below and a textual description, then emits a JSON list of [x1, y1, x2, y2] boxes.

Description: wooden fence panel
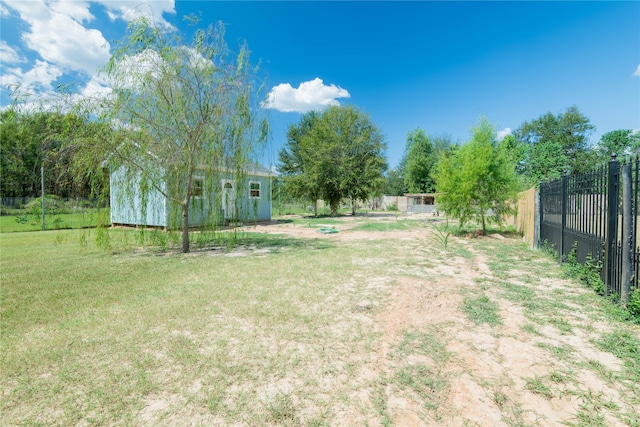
[[504, 187, 538, 248]]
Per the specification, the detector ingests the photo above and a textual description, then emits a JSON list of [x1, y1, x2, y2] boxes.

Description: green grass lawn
[[2, 223, 638, 426], [0, 229, 390, 425]]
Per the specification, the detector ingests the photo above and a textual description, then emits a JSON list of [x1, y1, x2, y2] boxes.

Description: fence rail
[[539, 156, 639, 301], [1, 197, 107, 213], [0, 196, 108, 232]]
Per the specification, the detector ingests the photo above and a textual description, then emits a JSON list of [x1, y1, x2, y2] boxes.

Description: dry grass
[[2, 214, 639, 426]]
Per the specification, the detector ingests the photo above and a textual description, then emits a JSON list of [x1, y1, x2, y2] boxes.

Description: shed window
[[249, 181, 261, 199], [192, 177, 204, 198]]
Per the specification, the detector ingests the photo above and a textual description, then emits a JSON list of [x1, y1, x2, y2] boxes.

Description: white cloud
[[108, 49, 164, 90], [94, 0, 175, 28], [0, 41, 24, 64], [185, 47, 216, 69], [106, 46, 216, 93], [497, 127, 512, 141], [1, 3, 11, 16], [2, 0, 176, 93], [80, 76, 112, 98], [262, 78, 351, 113], [2, 0, 177, 108], [634, 64, 640, 77], [3, 0, 111, 77], [51, 0, 94, 23], [1, 60, 63, 93]]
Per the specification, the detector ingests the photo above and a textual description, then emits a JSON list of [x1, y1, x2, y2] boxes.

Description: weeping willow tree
[[92, 17, 268, 253]]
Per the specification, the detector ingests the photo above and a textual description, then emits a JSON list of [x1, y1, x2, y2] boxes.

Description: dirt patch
[[245, 213, 639, 425]]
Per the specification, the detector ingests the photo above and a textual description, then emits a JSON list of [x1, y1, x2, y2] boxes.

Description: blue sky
[[2, 1, 639, 169]]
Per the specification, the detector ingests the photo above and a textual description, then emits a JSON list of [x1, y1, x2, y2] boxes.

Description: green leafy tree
[[278, 105, 387, 216], [277, 111, 323, 215], [0, 110, 36, 197], [383, 161, 407, 196], [404, 128, 434, 193], [498, 134, 526, 175], [594, 129, 640, 162], [0, 111, 106, 198], [75, 17, 267, 253], [435, 117, 520, 233], [514, 106, 594, 184], [403, 129, 454, 193], [320, 106, 387, 215]]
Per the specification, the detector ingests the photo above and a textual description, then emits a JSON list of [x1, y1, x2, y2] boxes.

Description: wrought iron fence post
[[621, 162, 633, 304], [539, 182, 544, 247], [560, 175, 567, 263], [534, 189, 540, 248], [605, 155, 620, 295]]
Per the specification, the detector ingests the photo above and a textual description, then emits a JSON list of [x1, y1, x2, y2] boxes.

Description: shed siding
[[236, 174, 271, 222], [110, 166, 271, 228], [110, 166, 167, 227]]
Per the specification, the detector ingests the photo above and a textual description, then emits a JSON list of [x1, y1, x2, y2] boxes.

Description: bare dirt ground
[[241, 213, 640, 426]]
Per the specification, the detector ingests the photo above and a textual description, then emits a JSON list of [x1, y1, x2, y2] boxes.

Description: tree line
[[385, 106, 640, 197], [276, 104, 638, 232], [4, 103, 637, 237], [0, 110, 111, 199]]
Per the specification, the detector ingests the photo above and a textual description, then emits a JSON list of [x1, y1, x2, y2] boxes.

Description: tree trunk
[[181, 203, 190, 253], [313, 199, 318, 217], [330, 200, 339, 216], [351, 197, 356, 216]]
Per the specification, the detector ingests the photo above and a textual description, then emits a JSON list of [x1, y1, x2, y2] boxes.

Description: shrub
[[628, 288, 640, 319], [24, 195, 68, 216], [561, 243, 639, 322], [562, 244, 604, 295]]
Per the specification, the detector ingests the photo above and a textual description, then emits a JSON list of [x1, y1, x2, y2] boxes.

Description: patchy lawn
[[1, 213, 638, 426]]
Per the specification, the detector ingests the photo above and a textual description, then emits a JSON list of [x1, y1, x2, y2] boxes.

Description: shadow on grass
[[272, 218, 294, 224], [131, 230, 335, 257], [275, 211, 418, 223], [233, 232, 333, 251], [350, 222, 413, 232]]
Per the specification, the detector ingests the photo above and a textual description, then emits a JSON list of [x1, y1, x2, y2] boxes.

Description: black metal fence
[[539, 156, 639, 301]]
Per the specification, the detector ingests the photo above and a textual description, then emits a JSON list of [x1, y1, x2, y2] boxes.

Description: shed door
[[222, 180, 236, 219]]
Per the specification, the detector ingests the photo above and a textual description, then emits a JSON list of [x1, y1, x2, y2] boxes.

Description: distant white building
[[381, 193, 438, 214]]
